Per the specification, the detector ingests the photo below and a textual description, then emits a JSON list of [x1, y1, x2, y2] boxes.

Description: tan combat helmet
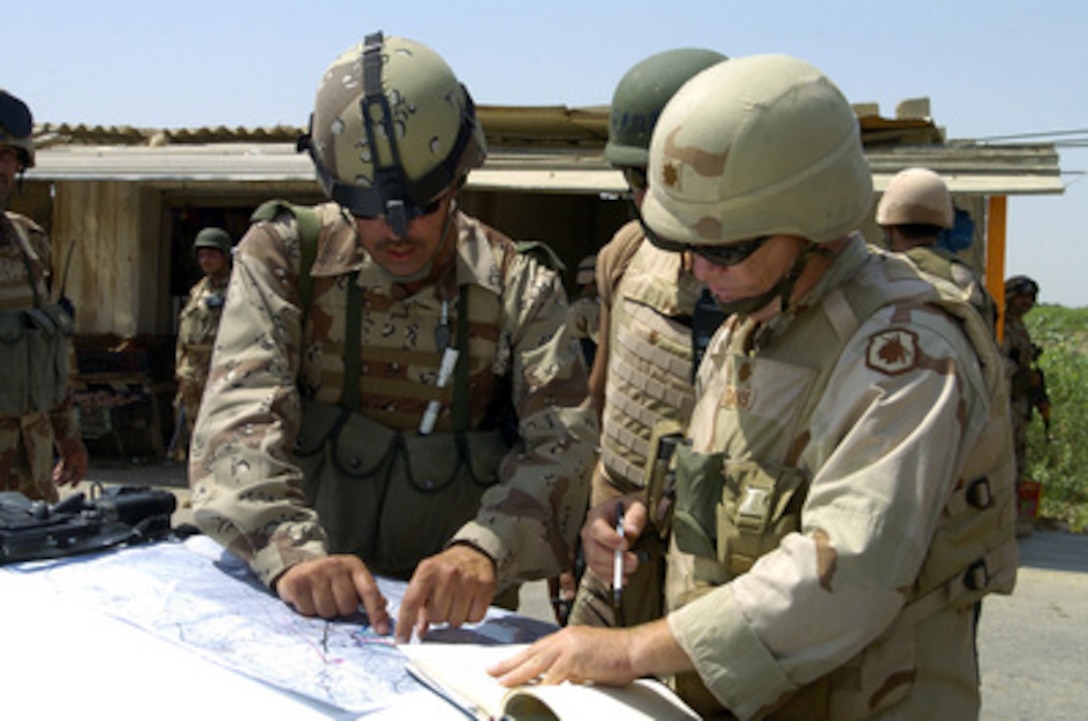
[[876, 167, 954, 229], [0, 90, 35, 169], [641, 54, 872, 249], [298, 32, 486, 237]]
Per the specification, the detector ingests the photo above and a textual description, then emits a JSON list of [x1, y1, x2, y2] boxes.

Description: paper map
[[9, 537, 544, 715]]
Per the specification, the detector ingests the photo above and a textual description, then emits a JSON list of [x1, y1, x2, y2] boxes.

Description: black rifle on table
[[0, 485, 177, 564]]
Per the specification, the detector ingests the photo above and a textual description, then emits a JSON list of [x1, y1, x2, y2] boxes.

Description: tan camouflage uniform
[[189, 203, 596, 590], [0, 212, 80, 502], [173, 274, 228, 452], [662, 236, 1016, 720]]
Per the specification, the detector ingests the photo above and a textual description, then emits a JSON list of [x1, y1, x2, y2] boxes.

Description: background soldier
[[170, 226, 232, 461], [876, 166, 996, 330], [1002, 274, 1044, 536], [0, 89, 88, 501], [189, 33, 596, 642], [492, 54, 1017, 720], [566, 253, 600, 367], [566, 47, 726, 629]]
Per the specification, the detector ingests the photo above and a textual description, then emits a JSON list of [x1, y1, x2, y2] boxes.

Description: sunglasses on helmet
[[647, 226, 771, 267]]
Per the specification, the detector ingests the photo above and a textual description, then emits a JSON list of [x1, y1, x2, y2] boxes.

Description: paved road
[[75, 461, 1087, 718], [979, 527, 1088, 720]]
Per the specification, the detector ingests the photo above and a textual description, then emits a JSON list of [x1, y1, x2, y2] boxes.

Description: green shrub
[[1024, 305, 1088, 532]]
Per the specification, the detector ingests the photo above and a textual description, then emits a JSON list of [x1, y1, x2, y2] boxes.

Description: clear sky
[[9, 0, 1087, 306]]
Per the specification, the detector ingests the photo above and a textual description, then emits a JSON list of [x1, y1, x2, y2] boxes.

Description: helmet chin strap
[[381, 194, 459, 285], [715, 244, 826, 317]]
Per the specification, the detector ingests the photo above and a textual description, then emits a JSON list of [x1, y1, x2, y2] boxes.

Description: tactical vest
[[664, 246, 1017, 719], [250, 200, 536, 578], [904, 245, 997, 332], [600, 240, 702, 488], [175, 276, 227, 386], [0, 215, 72, 417]]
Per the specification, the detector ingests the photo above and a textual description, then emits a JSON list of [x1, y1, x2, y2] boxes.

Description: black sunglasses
[[349, 195, 443, 222], [647, 227, 771, 267]]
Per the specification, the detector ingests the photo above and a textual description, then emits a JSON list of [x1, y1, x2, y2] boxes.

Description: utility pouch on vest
[[671, 444, 724, 561], [717, 459, 806, 576], [0, 311, 29, 415], [644, 420, 685, 539], [293, 399, 507, 579], [0, 305, 71, 416]]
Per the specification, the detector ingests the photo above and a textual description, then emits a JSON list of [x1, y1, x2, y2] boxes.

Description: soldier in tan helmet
[[189, 32, 596, 642], [492, 55, 1017, 721], [877, 166, 996, 329], [0, 89, 88, 501]]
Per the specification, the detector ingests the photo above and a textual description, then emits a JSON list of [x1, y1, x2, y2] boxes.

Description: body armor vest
[[904, 245, 996, 332], [254, 202, 528, 577], [0, 214, 71, 416], [600, 240, 702, 488], [666, 243, 1016, 719]]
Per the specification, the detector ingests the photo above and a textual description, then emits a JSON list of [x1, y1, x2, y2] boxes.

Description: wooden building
[[8, 99, 1063, 457]]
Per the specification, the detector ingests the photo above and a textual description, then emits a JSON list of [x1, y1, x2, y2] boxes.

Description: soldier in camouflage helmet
[[492, 55, 1017, 721], [877, 167, 996, 330], [188, 33, 596, 642], [565, 47, 726, 629], [170, 227, 233, 461], [0, 90, 88, 501]]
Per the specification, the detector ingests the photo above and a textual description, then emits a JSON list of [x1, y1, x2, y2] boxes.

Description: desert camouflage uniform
[[0, 212, 79, 502], [173, 274, 228, 448], [1001, 310, 1034, 479], [568, 220, 703, 626], [902, 245, 997, 332], [662, 236, 1016, 720], [189, 203, 596, 590]]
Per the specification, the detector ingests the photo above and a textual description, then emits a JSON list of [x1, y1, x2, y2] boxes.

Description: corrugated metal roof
[[25, 104, 1063, 195]]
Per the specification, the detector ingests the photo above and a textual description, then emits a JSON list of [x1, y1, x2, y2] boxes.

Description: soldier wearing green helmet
[[493, 54, 1017, 721], [564, 47, 725, 629], [189, 32, 596, 643], [0, 89, 88, 501], [170, 227, 233, 461]]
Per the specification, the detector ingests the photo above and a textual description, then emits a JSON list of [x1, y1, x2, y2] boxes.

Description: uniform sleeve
[[188, 219, 327, 589], [668, 308, 987, 718], [451, 253, 598, 585]]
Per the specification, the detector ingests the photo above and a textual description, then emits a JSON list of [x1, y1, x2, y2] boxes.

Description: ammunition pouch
[[643, 420, 685, 539], [294, 399, 507, 579], [0, 304, 72, 416], [672, 445, 807, 581]]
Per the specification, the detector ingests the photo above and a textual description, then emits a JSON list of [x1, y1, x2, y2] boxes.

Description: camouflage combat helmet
[[641, 54, 872, 249], [0, 90, 35, 169], [193, 227, 232, 254], [877, 167, 954, 229], [604, 48, 727, 169], [1005, 274, 1038, 300], [298, 32, 486, 237]]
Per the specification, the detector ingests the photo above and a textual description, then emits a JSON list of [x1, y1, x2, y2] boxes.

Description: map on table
[[10, 536, 551, 715]]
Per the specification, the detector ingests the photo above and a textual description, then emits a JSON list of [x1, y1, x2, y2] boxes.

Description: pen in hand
[[613, 501, 625, 609]]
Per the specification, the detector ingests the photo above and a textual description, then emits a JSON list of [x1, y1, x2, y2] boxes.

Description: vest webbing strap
[[341, 272, 362, 412]]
